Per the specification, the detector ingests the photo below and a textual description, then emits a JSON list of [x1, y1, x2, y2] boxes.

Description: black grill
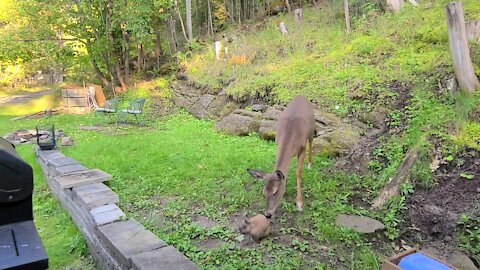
[[0, 138, 48, 270]]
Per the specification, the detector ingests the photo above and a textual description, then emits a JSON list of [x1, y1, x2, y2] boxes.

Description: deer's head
[[247, 169, 286, 218]]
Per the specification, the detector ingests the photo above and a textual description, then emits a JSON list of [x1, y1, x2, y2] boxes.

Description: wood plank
[[52, 169, 112, 189], [63, 97, 87, 107]]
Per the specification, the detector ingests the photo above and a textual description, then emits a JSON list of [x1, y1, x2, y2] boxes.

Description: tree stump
[[279, 22, 289, 35], [387, 0, 404, 12], [445, 2, 479, 93], [466, 20, 480, 42], [294, 9, 303, 25]]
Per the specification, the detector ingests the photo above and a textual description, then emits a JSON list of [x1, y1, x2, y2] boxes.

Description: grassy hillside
[[182, 0, 480, 263]]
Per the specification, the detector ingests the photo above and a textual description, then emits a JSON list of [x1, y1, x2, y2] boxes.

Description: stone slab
[[52, 169, 112, 188], [131, 246, 199, 270], [73, 183, 119, 210], [336, 214, 385, 233], [98, 219, 167, 267], [37, 150, 64, 163], [90, 204, 125, 226], [48, 156, 79, 167], [53, 164, 88, 175]]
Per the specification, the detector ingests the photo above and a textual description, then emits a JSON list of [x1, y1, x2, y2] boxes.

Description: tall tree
[[186, 0, 193, 41]]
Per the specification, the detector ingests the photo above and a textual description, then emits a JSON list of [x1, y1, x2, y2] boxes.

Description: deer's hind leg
[[296, 147, 307, 212]]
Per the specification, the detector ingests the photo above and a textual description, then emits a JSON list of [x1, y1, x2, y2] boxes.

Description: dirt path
[[0, 89, 55, 106]]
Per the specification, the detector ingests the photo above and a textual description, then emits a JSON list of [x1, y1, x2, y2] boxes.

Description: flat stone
[[336, 214, 385, 233], [61, 136, 74, 146], [73, 183, 119, 210], [48, 156, 79, 167], [52, 169, 112, 188], [53, 164, 87, 175], [252, 104, 268, 112], [98, 220, 167, 267], [90, 204, 125, 226], [131, 246, 199, 270]]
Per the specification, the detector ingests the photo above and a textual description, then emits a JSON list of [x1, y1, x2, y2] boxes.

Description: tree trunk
[[122, 27, 130, 84], [207, 0, 214, 36], [285, 0, 292, 13], [186, 0, 193, 41], [167, 15, 178, 53], [137, 43, 145, 72], [154, 18, 162, 70], [90, 58, 110, 87], [445, 2, 479, 93], [344, 0, 351, 34], [387, 0, 403, 12], [174, 0, 189, 41], [232, 0, 237, 23]]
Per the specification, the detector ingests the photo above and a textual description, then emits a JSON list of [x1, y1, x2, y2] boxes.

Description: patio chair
[[119, 98, 147, 124], [87, 88, 119, 124]]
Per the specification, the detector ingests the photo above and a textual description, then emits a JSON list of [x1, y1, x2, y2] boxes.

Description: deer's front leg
[[296, 148, 306, 212]]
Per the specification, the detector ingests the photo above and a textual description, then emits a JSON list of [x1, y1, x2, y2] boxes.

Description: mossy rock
[[313, 124, 361, 156]]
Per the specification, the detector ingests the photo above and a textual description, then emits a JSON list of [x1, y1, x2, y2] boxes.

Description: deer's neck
[[275, 144, 294, 178]]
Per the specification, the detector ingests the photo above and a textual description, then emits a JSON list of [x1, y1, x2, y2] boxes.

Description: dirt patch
[[192, 238, 224, 249], [407, 150, 480, 236], [192, 215, 217, 229], [405, 149, 480, 239]]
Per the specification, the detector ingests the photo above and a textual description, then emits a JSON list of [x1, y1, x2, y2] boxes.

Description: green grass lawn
[[1, 102, 389, 269]]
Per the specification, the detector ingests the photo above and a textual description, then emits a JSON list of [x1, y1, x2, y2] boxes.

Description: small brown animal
[[238, 214, 270, 243]]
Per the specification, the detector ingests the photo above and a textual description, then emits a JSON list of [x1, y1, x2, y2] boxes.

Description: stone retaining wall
[[35, 148, 198, 270]]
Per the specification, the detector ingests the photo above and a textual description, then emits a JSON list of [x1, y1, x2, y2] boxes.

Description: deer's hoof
[[296, 202, 303, 212], [307, 163, 312, 170]]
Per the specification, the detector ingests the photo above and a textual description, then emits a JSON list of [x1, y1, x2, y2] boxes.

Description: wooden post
[[466, 21, 480, 42], [344, 0, 351, 34], [279, 22, 288, 35], [445, 2, 479, 93], [387, 0, 404, 12], [294, 8, 303, 25]]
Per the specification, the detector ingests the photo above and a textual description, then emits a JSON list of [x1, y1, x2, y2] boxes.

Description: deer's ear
[[274, 170, 285, 182], [247, 169, 267, 179], [244, 217, 250, 224]]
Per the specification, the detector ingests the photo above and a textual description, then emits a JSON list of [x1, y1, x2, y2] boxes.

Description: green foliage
[[458, 215, 480, 263], [455, 122, 480, 151]]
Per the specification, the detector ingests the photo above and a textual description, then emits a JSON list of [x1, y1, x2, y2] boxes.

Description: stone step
[[73, 183, 119, 210], [98, 220, 167, 267], [52, 169, 112, 189]]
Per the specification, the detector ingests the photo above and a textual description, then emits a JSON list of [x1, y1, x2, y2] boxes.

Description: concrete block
[[52, 169, 112, 188], [131, 246, 199, 270], [54, 164, 88, 175], [73, 183, 119, 210], [90, 204, 125, 226], [48, 156, 79, 167], [98, 220, 167, 267]]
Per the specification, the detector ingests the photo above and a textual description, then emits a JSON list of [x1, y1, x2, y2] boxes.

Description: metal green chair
[[119, 98, 146, 124]]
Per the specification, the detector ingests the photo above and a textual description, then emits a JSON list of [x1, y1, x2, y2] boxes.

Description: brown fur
[[238, 214, 270, 243]]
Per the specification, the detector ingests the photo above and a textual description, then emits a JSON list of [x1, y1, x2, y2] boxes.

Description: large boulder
[[312, 124, 361, 156], [259, 120, 276, 140], [214, 109, 261, 135]]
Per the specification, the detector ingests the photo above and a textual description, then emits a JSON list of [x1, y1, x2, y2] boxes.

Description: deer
[[248, 96, 315, 219]]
